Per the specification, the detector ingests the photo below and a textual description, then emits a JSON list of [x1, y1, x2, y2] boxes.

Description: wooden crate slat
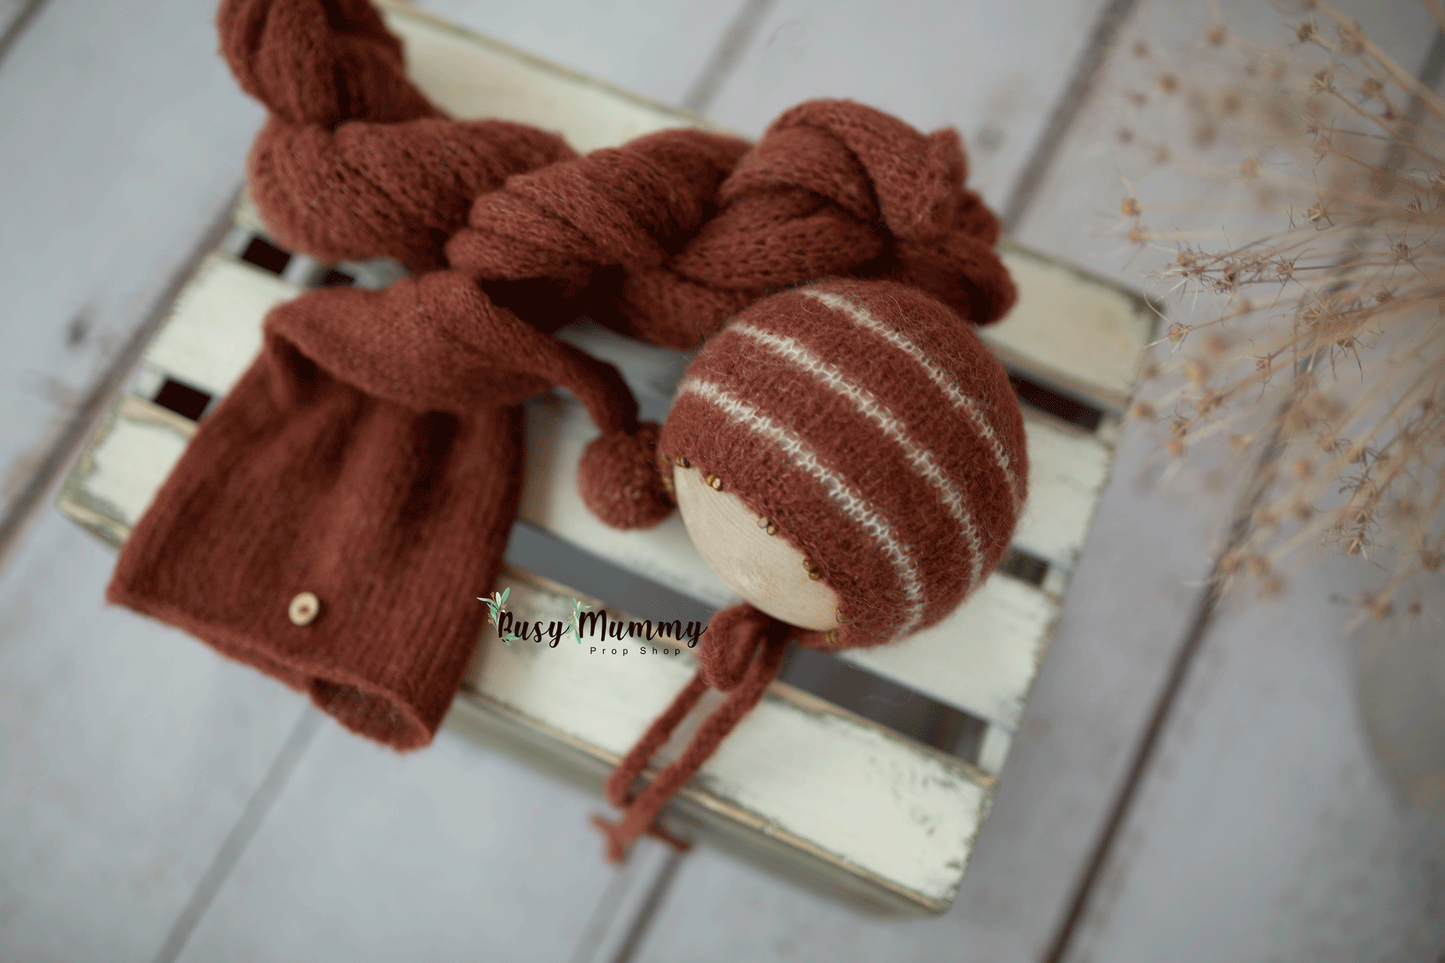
[[521, 395, 736, 607], [58, 395, 193, 549], [55, 21, 1141, 742], [144, 253, 300, 399], [522, 381, 1110, 582], [987, 245, 1156, 413], [126, 232, 1123, 589], [55, 399, 988, 911], [838, 574, 1054, 731], [70, 241, 1095, 730], [1015, 413, 1114, 569], [545, 321, 1116, 574], [460, 570, 992, 911]]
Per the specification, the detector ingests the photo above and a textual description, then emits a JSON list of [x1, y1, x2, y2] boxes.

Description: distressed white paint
[[463, 571, 990, 906], [54, 248, 996, 908], [79, 398, 189, 525], [1014, 413, 1113, 569], [989, 247, 1157, 411], [143, 255, 299, 399], [626, 358, 1266, 961], [839, 574, 1056, 730], [13, 0, 1439, 954], [522, 394, 739, 607], [977, 724, 1013, 776], [516, 385, 1083, 727], [58, 202, 1128, 737], [542, 325, 1124, 575]]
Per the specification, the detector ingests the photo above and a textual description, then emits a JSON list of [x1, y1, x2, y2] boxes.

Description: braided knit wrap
[[106, 0, 1022, 862], [447, 100, 1016, 348]]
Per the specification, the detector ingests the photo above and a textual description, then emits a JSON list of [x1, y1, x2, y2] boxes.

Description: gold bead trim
[[659, 452, 838, 599], [662, 452, 794, 543], [835, 609, 849, 624], [824, 629, 840, 645]]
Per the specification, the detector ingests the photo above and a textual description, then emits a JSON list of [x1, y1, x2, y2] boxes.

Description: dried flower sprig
[[1116, 0, 1445, 623]]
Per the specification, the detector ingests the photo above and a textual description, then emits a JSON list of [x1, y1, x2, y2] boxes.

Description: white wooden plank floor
[[1062, 553, 1445, 963], [170, 718, 644, 963], [0, 506, 306, 961], [0, 0, 263, 547], [2, 0, 1443, 960]]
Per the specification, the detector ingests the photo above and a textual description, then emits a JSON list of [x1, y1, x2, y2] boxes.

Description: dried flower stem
[[1117, 2, 1445, 621]]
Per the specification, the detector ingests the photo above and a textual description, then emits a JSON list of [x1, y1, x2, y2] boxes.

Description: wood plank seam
[[1038, 26, 1445, 962], [151, 706, 324, 963], [2, 189, 239, 573], [1038, 419, 1287, 963], [0, 0, 48, 72], [678, 0, 780, 114], [999, 0, 1148, 233]]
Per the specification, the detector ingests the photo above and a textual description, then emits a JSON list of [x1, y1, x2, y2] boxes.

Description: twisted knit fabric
[[106, 0, 1021, 859], [591, 602, 792, 861], [446, 100, 1016, 348]]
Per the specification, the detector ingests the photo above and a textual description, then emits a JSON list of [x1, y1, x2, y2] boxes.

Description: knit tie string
[[591, 603, 792, 862]]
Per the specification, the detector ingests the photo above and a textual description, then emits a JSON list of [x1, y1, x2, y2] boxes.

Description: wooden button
[[288, 592, 320, 626]]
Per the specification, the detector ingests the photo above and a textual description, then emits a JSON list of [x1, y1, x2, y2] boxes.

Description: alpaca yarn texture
[[104, 0, 1025, 860], [593, 278, 1027, 860], [110, 0, 671, 750]]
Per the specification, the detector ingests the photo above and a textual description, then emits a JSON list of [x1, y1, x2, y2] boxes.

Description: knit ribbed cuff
[[106, 342, 526, 750]]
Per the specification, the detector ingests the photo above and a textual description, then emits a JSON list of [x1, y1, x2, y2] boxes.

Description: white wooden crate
[[55, 1, 1154, 915]]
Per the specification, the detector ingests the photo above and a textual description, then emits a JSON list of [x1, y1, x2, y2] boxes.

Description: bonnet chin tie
[[591, 603, 792, 862]]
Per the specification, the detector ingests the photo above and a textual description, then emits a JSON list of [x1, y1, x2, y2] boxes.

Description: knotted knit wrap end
[[221, 0, 578, 271], [594, 602, 790, 862], [218, 0, 438, 127]]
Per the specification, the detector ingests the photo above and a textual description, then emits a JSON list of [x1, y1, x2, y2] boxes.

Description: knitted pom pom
[[578, 422, 675, 529]]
